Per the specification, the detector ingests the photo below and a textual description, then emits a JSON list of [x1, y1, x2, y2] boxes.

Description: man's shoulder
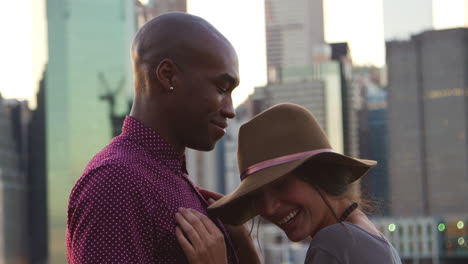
[[84, 135, 153, 175], [73, 134, 171, 195], [71, 138, 146, 199], [71, 163, 138, 201], [87, 136, 132, 163]]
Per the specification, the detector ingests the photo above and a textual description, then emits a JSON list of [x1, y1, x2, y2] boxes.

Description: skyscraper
[[262, 1, 360, 157], [46, 1, 135, 262], [27, 71, 48, 264], [386, 28, 468, 217], [356, 67, 389, 215], [253, 61, 345, 153], [262, 0, 346, 153], [0, 98, 29, 264], [331, 43, 360, 157], [265, 0, 324, 83]]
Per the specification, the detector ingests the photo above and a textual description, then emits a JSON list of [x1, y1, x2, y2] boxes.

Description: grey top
[[305, 222, 401, 264]]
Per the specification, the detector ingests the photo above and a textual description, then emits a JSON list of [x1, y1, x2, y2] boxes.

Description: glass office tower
[[46, 0, 135, 262]]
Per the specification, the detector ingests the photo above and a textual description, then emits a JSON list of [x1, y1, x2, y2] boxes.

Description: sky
[[0, 0, 466, 108], [0, 0, 34, 101]]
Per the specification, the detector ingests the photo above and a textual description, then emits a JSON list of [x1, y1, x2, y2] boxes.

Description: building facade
[[0, 98, 29, 264], [263, 1, 359, 157], [27, 73, 48, 264], [265, 0, 324, 83], [254, 61, 345, 153], [45, 1, 136, 262], [331, 43, 360, 157], [356, 67, 389, 215], [386, 28, 468, 217]]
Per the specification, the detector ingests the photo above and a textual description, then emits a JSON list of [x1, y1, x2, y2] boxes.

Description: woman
[[175, 103, 401, 263]]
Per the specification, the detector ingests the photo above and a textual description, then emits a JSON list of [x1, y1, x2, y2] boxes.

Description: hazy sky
[[0, 0, 34, 101], [0, 0, 465, 108], [383, 0, 433, 40]]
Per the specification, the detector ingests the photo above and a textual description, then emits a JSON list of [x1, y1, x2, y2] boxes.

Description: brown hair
[[293, 160, 376, 219]]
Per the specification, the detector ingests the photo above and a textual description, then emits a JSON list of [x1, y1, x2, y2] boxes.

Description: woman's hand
[[175, 207, 228, 264], [197, 187, 251, 240], [197, 187, 262, 264]]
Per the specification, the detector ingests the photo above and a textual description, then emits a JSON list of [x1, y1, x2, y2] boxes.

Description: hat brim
[[208, 152, 376, 225]]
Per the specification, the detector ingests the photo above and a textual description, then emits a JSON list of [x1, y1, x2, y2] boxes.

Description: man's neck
[[130, 99, 185, 154]]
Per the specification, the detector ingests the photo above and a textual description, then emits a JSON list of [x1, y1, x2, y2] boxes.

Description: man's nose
[[221, 96, 236, 119]]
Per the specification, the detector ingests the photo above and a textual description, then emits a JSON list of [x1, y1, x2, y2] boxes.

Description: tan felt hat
[[208, 103, 377, 225]]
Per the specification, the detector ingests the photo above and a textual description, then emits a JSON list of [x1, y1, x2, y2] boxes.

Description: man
[[66, 13, 258, 263]]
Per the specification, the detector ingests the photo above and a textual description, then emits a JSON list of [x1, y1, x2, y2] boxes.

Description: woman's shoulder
[[306, 222, 400, 263], [312, 221, 387, 244]]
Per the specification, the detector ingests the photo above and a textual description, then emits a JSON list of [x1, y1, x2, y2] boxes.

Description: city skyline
[[0, 0, 466, 108], [0, 1, 467, 263], [0, 0, 454, 108]]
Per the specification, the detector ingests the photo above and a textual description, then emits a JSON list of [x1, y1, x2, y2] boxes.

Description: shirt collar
[[121, 115, 187, 174]]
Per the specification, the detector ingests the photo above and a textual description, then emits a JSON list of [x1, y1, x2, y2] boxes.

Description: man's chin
[[187, 140, 217, 152]]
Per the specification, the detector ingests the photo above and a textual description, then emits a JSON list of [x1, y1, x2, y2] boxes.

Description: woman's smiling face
[[253, 173, 333, 242]]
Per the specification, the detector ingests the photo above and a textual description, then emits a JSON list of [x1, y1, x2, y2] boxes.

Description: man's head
[[130, 12, 239, 152]]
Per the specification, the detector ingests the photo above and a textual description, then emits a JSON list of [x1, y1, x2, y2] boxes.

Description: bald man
[[66, 13, 258, 263]]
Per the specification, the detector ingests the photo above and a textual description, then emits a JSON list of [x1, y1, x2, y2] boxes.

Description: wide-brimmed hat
[[207, 103, 377, 225]]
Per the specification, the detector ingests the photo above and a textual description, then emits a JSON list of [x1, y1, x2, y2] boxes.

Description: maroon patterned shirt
[[66, 116, 238, 263]]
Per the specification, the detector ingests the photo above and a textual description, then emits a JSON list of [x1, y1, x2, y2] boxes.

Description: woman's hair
[[293, 160, 375, 219], [249, 161, 377, 252]]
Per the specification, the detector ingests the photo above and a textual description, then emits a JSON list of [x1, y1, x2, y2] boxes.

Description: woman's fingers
[[175, 208, 229, 264], [181, 208, 211, 237], [190, 209, 222, 236], [175, 226, 195, 257], [175, 209, 205, 245], [207, 198, 216, 205], [176, 208, 224, 241], [198, 187, 224, 201]]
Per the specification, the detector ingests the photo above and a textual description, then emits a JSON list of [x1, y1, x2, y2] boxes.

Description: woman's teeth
[[278, 209, 300, 225]]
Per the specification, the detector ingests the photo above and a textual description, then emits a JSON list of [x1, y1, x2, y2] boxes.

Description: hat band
[[240, 148, 335, 181]]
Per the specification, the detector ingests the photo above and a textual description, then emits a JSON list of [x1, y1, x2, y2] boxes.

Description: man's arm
[[67, 165, 155, 263]]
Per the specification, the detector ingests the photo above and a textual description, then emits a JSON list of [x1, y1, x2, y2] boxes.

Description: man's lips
[[211, 120, 228, 130]]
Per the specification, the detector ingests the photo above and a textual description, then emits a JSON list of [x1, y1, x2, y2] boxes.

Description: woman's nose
[[254, 189, 280, 217]]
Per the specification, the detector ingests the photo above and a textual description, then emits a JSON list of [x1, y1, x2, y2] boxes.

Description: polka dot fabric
[[66, 116, 238, 264]]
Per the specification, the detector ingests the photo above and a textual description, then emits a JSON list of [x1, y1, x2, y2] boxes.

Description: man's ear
[[155, 58, 177, 90]]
